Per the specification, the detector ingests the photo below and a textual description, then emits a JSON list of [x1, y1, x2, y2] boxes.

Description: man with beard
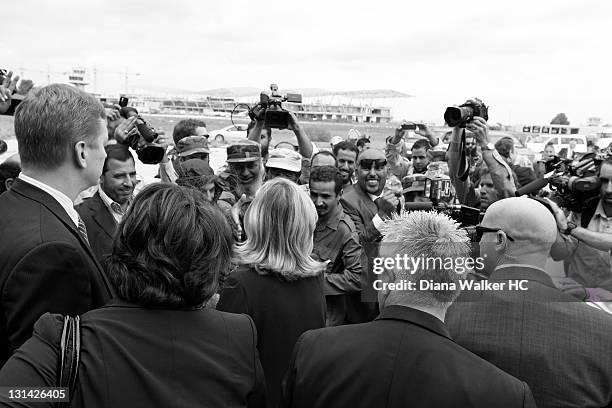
[[340, 148, 399, 322], [310, 166, 362, 326], [77, 144, 137, 266], [332, 141, 359, 193]]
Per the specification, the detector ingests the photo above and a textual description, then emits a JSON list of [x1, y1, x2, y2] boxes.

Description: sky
[[3, 0, 612, 125]]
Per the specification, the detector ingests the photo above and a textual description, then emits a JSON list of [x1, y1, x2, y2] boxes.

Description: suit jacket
[[339, 184, 380, 322], [340, 184, 382, 245], [446, 266, 612, 408], [76, 192, 117, 266], [0, 300, 267, 408], [282, 305, 536, 408], [0, 179, 114, 366]]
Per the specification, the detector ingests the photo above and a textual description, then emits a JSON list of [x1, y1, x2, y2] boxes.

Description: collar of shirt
[[368, 192, 383, 202], [18, 173, 80, 227], [593, 200, 612, 221], [494, 263, 548, 275], [98, 187, 128, 216]]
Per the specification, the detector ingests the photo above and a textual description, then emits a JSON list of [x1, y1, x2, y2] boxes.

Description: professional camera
[[248, 84, 302, 129], [116, 97, 165, 164], [518, 152, 606, 213], [444, 98, 489, 128]]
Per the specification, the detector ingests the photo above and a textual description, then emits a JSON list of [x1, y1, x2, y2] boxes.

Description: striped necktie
[[77, 215, 90, 246], [110, 202, 125, 216]]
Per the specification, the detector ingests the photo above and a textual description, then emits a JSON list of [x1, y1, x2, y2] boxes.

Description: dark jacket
[[446, 266, 612, 408], [217, 265, 325, 408], [282, 305, 536, 408], [0, 179, 114, 366], [0, 300, 267, 408], [339, 184, 380, 323], [76, 192, 117, 266]]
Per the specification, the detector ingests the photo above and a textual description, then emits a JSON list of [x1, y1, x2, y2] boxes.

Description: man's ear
[[5, 178, 14, 191], [74, 141, 88, 169]]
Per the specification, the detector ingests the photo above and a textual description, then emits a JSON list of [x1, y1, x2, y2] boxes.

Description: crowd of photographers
[[0, 75, 611, 407]]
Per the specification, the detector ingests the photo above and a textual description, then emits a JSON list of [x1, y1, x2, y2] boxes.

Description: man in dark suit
[[447, 197, 612, 408], [0, 84, 115, 366], [77, 145, 137, 265], [282, 211, 536, 408], [340, 148, 399, 322]]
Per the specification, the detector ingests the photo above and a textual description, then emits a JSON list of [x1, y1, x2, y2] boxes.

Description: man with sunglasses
[[446, 197, 612, 408], [340, 148, 399, 323]]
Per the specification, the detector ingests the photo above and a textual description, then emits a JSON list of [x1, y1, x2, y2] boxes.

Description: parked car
[[210, 124, 249, 144], [525, 134, 587, 158]]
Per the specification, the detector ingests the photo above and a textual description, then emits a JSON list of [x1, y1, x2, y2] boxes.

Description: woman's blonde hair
[[234, 178, 325, 280]]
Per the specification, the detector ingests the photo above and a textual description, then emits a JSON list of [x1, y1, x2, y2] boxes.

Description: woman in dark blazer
[[217, 178, 327, 408], [0, 183, 267, 408]]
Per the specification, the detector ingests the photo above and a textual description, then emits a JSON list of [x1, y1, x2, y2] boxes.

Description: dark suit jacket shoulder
[[76, 192, 116, 266], [0, 179, 113, 366], [340, 185, 382, 244], [0, 300, 266, 408], [282, 305, 535, 408], [446, 266, 612, 408]]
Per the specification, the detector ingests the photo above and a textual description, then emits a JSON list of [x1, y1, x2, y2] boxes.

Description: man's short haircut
[[0, 160, 21, 194], [379, 211, 470, 307], [309, 165, 343, 195], [356, 137, 370, 149], [494, 137, 514, 158], [14, 84, 106, 170], [107, 183, 233, 308], [599, 157, 612, 174], [172, 118, 207, 145], [332, 141, 359, 158], [311, 151, 338, 167], [411, 139, 431, 152], [102, 144, 134, 174]]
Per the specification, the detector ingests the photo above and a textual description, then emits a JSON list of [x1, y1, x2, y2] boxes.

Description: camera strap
[[457, 129, 470, 182]]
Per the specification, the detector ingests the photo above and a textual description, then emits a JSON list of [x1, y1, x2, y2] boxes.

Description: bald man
[[446, 197, 612, 408], [340, 148, 399, 323]]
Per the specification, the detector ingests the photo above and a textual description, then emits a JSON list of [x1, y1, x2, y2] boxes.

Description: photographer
[[447, 116, 516, 208], [546, 158, 612, 297], [387, 123, 440, 176], [248, 111, 315, 171]]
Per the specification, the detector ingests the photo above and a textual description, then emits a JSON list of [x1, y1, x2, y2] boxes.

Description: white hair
[[379, 211, 470, 306]]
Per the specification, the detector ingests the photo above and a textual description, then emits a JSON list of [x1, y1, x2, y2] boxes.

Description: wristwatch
[[564, 221, 577, 235], [480, 142, 495, 151]]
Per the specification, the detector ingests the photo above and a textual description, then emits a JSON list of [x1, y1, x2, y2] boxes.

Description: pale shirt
[[98, 187, 125, 225], [565, 201, 612, 288], [368, 192, 384, 231], [18, 173, 79, 227]]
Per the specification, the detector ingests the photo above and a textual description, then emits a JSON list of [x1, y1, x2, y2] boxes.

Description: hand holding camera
[[114, 116, 139, 144], [466, 117, 490, 148], [0, 71, 19, 114]]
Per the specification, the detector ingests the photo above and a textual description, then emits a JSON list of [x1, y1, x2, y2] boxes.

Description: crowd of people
[[0, 79, 611, 408]]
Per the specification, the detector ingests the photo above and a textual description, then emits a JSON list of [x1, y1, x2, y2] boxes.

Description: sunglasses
[[360, 159, 387, 170], [475, 225, 515, 242]]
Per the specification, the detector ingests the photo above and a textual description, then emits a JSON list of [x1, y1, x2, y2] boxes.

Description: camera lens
[[444, 107, 463, 127]]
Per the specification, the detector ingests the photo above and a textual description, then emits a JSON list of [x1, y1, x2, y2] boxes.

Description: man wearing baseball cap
[[220, 140, 264, 241], [265, 148, 303, 184]]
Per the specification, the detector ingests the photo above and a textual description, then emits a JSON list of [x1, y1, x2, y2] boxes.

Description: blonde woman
[[217, 178, 326, 408]]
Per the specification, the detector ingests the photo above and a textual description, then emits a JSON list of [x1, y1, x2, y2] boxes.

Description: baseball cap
[[226, 140, 261, 163], [330, 136, 344, 147], [176, 136, 210, 157], [265, 148, 302, 173]]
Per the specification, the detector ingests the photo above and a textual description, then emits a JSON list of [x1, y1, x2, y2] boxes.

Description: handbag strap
[[56, 315, 81, 408]]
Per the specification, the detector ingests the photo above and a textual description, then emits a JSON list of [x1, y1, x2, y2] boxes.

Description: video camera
[[517, 152, 606, 213], [116, 96, 165, 164], [444, 98, 489, 128], [248, 84, 302, 129]]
